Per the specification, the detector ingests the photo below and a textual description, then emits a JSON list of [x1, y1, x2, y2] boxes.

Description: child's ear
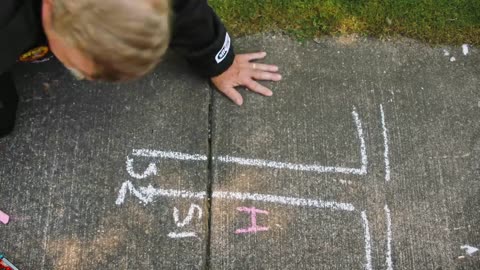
[[41, 0, 54, 27]]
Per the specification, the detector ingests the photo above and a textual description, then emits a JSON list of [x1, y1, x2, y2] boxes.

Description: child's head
[[42, 0, 171, 81]]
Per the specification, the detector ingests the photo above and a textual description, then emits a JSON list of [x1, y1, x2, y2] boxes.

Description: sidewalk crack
[[204, 84, 215, 270]]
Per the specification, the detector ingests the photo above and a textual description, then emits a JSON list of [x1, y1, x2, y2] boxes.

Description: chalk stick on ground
[[0, 210, 10, 224], [462, 44, 469, 56]]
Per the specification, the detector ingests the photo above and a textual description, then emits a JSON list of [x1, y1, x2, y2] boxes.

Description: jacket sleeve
[[170, 0, 235, 78]]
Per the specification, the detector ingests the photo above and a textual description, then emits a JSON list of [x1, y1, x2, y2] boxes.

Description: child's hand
[[211, 52, 282, 105]]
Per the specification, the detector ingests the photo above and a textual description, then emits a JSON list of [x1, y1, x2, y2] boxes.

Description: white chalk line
[[213, 191, 355, 211], [385, 205, 393, 270], [216, 155, 364, 175], [352, 108, 368, 175], [361, 211, 373, 270], [380, 105, 391, 182], [129, 108, 367, 176], [132, 149, 208, 161], [168, 232, 197, 238], [115, 181, 355, 212], [461, 245, 479, 256]]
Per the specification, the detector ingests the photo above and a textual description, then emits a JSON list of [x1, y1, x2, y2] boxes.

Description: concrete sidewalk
[[0, 34, 479, 269]]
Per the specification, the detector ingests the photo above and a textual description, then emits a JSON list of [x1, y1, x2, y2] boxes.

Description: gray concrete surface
[[211, 34, 480, 270], [0, 53, 210, 269], [0, 34, 479, 269]]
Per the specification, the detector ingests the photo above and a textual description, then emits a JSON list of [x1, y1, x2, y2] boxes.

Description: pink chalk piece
[[235, 206, 269, 234], [0, 210, 10, 224]]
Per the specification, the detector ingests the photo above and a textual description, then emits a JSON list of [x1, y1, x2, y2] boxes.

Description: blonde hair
[[51, 0, 171, 81]]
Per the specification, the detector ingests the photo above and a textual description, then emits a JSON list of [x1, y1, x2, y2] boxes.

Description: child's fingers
[[244, 79, 273, 97], [218, 86, 244, 105], [251, 70, 282, 81], [242, 52, 267, 61], [250, 63, 279, 72]]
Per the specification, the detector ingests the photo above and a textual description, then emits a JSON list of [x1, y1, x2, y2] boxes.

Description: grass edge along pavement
[[210, 0, 480, 45]]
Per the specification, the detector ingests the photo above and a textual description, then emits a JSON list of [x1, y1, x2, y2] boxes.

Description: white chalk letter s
[[173, 204, 203, 227]]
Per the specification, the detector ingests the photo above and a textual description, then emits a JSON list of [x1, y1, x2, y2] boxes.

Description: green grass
[[209, 0, 480, 45]]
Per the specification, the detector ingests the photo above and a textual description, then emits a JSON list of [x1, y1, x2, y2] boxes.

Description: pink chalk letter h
[[235, 207, 269, 234], [0, 210, 10, 225]]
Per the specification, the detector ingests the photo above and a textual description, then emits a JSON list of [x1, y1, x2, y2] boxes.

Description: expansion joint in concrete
[[204, 86, 215, 270]]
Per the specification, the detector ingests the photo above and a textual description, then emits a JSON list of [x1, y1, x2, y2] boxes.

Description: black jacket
[[0, 0, 235, 78]]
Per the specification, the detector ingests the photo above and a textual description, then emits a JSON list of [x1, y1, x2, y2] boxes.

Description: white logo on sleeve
[[215, 33, 231, 64]]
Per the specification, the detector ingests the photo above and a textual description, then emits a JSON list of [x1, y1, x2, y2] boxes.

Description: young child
[[0, 0, 282, 138]]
